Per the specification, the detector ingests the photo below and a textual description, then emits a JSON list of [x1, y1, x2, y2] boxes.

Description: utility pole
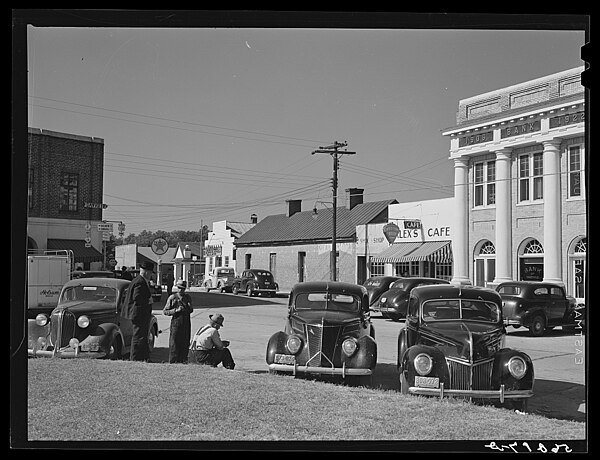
[[312, 141, 356, 281]]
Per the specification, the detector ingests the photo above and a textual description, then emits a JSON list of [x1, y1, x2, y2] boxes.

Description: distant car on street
[[397, 284, 534, 411], [28, 277, 159, 359], [232, 269, 278, 297], [363, 276, 401, 310], [266, 281, 377, 386], [496, 281, 581, 336], [378, 277, 450, 321], [204, 266, 237, 293]]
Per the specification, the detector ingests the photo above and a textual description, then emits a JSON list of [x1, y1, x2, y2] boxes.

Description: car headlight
[[414, 353, 433, 376], [507, 356, 527, 379], [341, 338, 358, 357], [286, 335, 302, 354], [35, 313, 49, 327], [77, 315, 90, 328]]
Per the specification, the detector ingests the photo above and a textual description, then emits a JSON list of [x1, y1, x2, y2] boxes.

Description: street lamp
[[312, 200, 338, 281]]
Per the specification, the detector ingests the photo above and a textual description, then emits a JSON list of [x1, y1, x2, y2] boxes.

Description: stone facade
[[443, 67, 586, 301]]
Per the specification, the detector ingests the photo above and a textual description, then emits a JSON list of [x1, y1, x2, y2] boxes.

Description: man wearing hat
[[188, 313, 235, 369], [163, 279, 193, 363], [122, 261, 155, 361]]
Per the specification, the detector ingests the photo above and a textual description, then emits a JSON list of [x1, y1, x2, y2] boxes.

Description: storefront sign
[[549, 110, 585, 129], [458, 130, 493, 147], [205, 245, 222, 257], [403, 220, 421, 229], [501, 120, 540, 138], [84, 202, 107, 209]]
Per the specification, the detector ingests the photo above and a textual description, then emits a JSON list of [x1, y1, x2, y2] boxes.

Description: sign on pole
[[151, 237, 169, 255], [98, 222, 113, 232]]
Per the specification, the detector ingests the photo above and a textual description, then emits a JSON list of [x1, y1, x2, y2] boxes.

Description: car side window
[[533, 287, 549, 296], [407, 295, 419, 318], [550, 287, 564, 298]]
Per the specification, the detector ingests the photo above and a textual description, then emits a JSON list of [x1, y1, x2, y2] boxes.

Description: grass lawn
[[25, 359, 586, 448]]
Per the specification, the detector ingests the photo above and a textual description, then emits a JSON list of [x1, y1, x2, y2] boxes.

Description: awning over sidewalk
[[371, 240, 452, 264], [47, 239, 103, 263]]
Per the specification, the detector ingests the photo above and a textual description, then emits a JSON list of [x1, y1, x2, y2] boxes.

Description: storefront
[[359, 198, 454, 281], [442, 66, 586, 303]]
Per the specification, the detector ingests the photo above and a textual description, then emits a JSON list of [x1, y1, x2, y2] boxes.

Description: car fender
[[397, 328, 408, 370], [79, 322, 124, 352], [521, 307, 547, 327], [492, 348, 535, 391], [401, 344, 450, 388], [343, 335, 377, 370], [265, 331, 288, 364]]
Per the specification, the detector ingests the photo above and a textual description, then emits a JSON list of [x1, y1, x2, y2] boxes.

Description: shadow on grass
[[528, 379, 586, 422]]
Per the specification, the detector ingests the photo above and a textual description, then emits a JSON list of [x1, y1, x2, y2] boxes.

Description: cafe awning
[[47, 239, 103, 263], [371, 240, 452, 264]]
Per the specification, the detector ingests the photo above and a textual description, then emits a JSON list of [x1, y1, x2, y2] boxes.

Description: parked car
[[496, 281, 580, 337], [204, 266, 236, 293], [232, 269, 278, 297], [379, 277, 450, 321], [397, 284, 534, 411], [266, 281, 377, 386], [28, 277, 159, 359], [363, 276, 401, 310]]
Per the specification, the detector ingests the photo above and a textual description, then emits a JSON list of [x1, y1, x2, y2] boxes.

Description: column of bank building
[[442, 66, 587, 303]]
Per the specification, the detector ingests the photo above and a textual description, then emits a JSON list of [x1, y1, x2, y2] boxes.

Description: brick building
[[442, 66, 586, 302], [27, 128, 105, 269], [234, 189, 396, 291]]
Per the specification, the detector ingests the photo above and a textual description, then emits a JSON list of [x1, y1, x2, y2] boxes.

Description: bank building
[[442, 66, 586, 303]]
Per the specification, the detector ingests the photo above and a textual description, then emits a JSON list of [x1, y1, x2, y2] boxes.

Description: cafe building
[[364, 198, 454, 281], [442, 66, 586, 302]]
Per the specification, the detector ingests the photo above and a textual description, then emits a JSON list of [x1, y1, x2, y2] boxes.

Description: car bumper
[[255, 288, 277, 294], [504, 318, 523, 326], [28, 346, 107, 359], [409, 383, 533, 402], [269, 363, 372, 377]]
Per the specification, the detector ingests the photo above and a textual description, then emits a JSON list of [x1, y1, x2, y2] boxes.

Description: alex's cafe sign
[[356, 198, 454, 255]]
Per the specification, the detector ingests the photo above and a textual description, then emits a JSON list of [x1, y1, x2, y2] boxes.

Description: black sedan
[[397, 284, 534, 411], [28, 277, 159, 359], [379, 277, 450, 321], [363, 276, 400, 310], [266, 281, 377, 387]]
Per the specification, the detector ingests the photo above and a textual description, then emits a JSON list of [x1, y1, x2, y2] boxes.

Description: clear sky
[[25, 14, 587, 236]]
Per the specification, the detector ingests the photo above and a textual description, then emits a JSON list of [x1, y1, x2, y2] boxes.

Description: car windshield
[[390, 280, 410, 290], [294, 292, 360, 313], [421, 299, 500, 323], [217, 269, 235, 276], [253, 271, 274, 281], [60, 285, 118, 304]]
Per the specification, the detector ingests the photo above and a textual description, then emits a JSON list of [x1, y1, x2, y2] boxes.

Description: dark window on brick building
[[28, 168, 34, 209], [60, 173, 79, 212]]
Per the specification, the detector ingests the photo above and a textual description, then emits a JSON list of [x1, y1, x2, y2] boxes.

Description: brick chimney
[[346, 188, 364, 210], [286, 199, 302, 217], [250, 213, 258, 224]]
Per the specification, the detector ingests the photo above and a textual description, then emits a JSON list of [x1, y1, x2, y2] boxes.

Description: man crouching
[[188, 313, 235, 369]]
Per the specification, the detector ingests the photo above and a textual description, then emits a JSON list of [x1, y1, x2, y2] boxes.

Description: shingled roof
[[235, 199, 397, 246]]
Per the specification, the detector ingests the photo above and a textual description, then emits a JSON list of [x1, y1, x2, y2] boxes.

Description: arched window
[[519, 239, 544, 281], [474, 240, 495, 287]]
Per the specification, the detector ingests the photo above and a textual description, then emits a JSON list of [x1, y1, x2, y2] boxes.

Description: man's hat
[[209, 313, 225, 327], [139, 261, 155, 271], [176, 279, 187, 289]]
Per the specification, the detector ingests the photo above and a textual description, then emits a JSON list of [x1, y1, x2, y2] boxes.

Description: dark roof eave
[[236, 236, 357, 248]]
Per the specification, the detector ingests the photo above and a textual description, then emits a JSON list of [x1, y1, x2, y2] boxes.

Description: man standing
[[122, 261, 154, 361]]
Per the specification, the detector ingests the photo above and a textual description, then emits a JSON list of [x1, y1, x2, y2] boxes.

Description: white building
[[204, 218, 256, 278], [442, 66, 586, 302]]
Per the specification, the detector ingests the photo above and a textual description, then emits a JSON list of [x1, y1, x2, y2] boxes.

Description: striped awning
[[371, 241, 452, 264]]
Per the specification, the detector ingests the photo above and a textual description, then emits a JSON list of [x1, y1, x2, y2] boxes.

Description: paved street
[[151, 289, 586, 422]]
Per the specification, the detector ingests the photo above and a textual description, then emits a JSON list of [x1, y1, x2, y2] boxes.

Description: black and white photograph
[[11, 10, 588, 452]]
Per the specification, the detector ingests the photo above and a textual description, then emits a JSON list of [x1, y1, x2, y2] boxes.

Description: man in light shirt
[[188, 313, 235, 369]]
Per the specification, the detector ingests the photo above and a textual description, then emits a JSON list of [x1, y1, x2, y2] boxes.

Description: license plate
[[274, 354, 295, 365], [415, 376, 439, 388]]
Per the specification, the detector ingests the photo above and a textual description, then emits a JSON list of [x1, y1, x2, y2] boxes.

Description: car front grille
[[50, 310, 76, 349], [447, 358, 494, 391], [305, 324, 342, 368]]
